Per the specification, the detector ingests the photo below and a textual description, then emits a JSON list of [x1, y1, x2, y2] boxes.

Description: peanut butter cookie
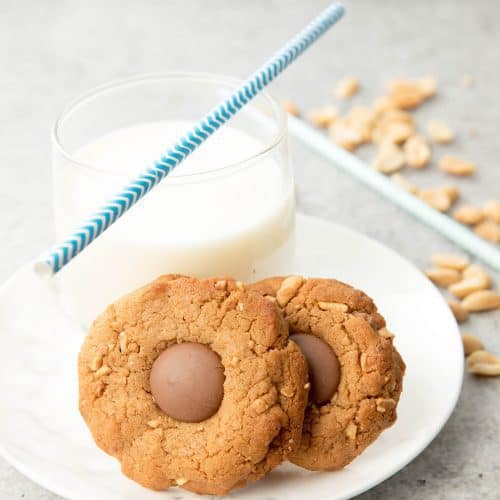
[[248, 276, 405, 471], [79, 275, 309, 495]]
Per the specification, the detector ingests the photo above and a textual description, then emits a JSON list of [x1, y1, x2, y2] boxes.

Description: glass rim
[[52, 71, 287, 180]]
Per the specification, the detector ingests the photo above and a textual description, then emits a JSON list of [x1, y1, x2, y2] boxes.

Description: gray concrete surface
[[1, 0, 499, 498]]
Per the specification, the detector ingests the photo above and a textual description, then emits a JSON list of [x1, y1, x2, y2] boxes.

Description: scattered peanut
[[386, 78, 433, 109], [483, 200, 500, 223], [425, 268, 461, 287], [463, 264, 492, 283], [439, 186, 460, 204], [307, 105, 338, 128], [419, 188, 452, 212], [427, 120, 455, 144], [474, 220, 500, 244], [373, 142, 406, 174], [328, 119, 364, 151], [431, 253, 469, 271], [335, 76, 360, 99], [404, 134, 431, 168], [448, 276, 490, 299], [461, 334, 484, 356], [461, 290, 500, 312], [439, 155, 476, 176], [447, 299, 469, 323], [387, 89, 424, 110], [467, 350, 500, 376], [453, 205, 484, 225]]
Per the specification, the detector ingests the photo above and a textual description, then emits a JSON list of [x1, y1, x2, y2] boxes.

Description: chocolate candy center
[[149, 342, 225, 423], [290, 333, 340, 405]]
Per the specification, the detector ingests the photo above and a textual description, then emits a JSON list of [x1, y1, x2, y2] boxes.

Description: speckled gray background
[[1, 1, 499, 498]]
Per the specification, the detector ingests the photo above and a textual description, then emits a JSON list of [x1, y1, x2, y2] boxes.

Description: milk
[[54, 120, 295, 326]]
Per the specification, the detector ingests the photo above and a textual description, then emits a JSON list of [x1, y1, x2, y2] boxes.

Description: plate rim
[[0, 213, 464, 500]]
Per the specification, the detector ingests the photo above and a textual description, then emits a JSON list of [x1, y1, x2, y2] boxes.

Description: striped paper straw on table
[[35, 2, 345, 276]]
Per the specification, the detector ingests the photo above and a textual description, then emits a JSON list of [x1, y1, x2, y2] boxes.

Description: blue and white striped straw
[[35, 2, 345, 276]]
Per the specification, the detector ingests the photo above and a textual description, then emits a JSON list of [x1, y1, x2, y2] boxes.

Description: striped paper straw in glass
[[35, 2, 345, 275]]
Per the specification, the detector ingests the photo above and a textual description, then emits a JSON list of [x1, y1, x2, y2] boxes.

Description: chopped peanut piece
[[439, 155, 476, 176], [373, 142, 405, 174], [276, 276, 303, 307], [453, 205, 484, 225], [427, 120, 455, 144], [281, 99, 300, 116], [335, 76, 360, 99], [404, 134, 431, 168]]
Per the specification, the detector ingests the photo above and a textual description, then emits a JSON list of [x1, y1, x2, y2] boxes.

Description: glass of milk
[[52, 73, 294, 326]]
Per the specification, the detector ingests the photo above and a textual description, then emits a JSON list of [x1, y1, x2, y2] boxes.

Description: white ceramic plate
[[0, 214, 463, 500]]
